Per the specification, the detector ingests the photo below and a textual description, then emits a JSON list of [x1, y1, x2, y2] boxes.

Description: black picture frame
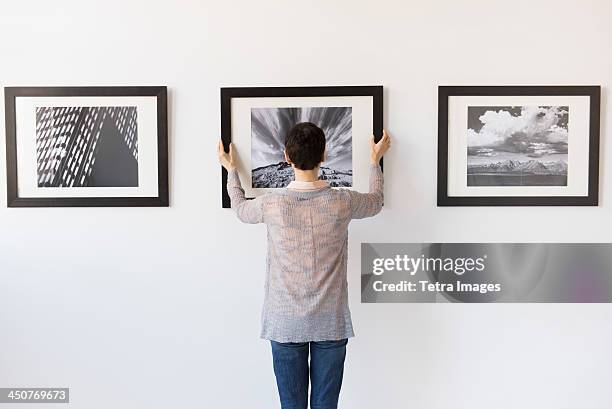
[[5, 86, 169, 207], [437, 85, 601, 206], [220, 85, 383, 208]]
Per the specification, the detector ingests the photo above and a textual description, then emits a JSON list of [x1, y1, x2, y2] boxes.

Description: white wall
[[1, 1, 611, 408]]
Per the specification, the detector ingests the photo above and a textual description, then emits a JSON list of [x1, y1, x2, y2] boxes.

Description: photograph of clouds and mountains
[[467, 105, 569, 186]]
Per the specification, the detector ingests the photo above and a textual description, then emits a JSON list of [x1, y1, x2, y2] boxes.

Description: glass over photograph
[[466, 105, 569, 186], [36, 106, 139, 188], [250, 106, 352, 188]]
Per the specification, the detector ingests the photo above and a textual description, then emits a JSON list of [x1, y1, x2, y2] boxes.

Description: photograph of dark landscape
[[250, 106, 352, 188], [36, 106, 139, 188], [467, 105, 569, 186]]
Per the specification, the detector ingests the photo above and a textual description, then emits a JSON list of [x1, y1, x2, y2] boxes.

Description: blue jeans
[[270, 339, 348, 409]]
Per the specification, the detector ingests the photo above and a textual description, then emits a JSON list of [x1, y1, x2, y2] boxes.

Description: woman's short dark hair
[[284, 122, 326, 170]]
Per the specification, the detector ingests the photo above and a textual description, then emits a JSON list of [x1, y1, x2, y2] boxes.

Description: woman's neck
[[293, 166, 319, 182]]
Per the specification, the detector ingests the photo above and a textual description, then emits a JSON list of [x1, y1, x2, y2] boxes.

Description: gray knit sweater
[[227, 164, 383, 342]]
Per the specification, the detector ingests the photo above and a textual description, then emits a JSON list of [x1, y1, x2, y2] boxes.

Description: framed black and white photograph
[[438, 86, 600, 206], [5, 86, 168, 207], [220, 86, 383, 208]]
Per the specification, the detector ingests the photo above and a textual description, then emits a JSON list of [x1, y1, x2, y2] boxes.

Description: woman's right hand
[[370, 129, 391, 164]]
